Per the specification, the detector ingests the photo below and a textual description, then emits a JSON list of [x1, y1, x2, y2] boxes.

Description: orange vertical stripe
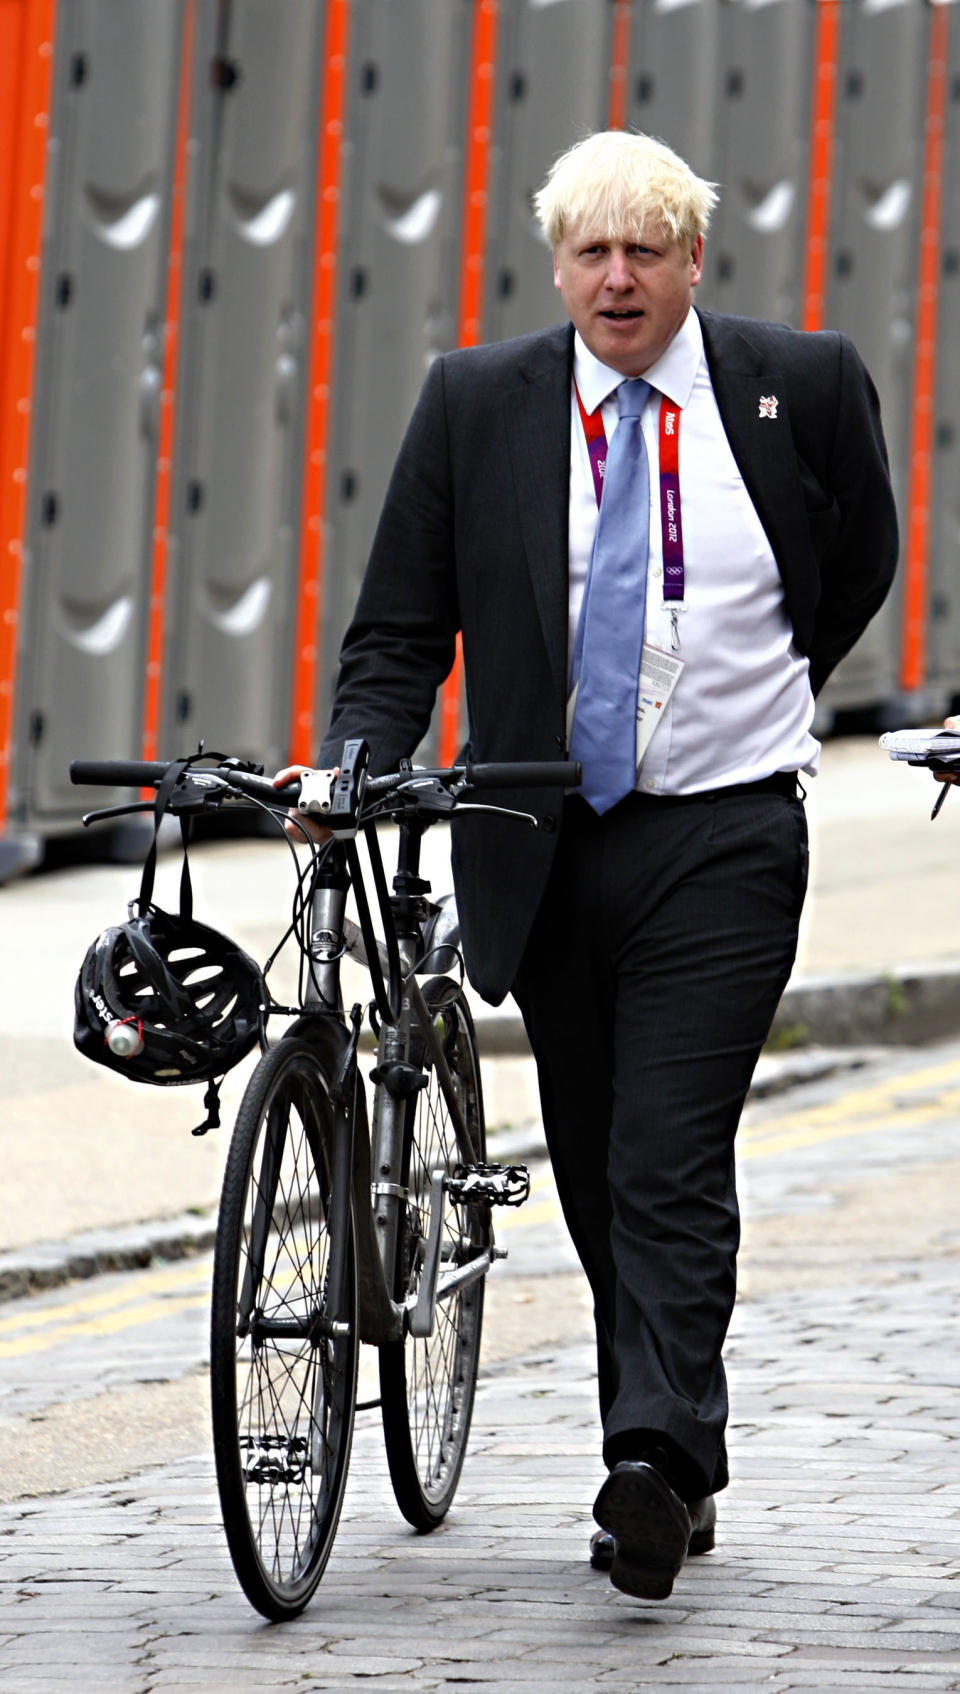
[[436, 641, 465, 769], [438, 0, 500, 768], [608, 0, 631, 131], [141, 0, 194, 765], [900, 3, 949, 692], [0, 0, 56, 830], [801, 0, 841, 333], [457, 0, 498, 353], [289, 0, 350, 764], [0, 6, 26, 372]]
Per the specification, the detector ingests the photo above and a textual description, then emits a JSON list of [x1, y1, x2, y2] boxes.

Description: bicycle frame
[[68, 741, 559, 1353], [295, 814, 491, 1350]]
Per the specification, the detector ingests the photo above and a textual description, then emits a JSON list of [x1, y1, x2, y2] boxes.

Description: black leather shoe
[[589, 1495, 716, 1571], [593, 1462, 714, 1600]]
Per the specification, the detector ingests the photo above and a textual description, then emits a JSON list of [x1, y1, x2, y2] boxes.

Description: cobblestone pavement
[[2, 1056, 960, 1689], [0, 1268, 958, 1694]]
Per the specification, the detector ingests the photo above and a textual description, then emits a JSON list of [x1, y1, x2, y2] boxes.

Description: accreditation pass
[[635, 643, 684, 765]]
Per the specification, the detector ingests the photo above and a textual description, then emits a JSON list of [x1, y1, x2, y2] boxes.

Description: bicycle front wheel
[[379, 983, 488, 1528], [211, 1037, 358, 1619]]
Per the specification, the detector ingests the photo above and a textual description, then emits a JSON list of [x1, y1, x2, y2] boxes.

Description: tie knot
[[617, 378, 650, 419]]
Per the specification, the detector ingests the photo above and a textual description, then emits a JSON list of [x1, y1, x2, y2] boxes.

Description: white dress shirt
[[567, 308, 819, 794]]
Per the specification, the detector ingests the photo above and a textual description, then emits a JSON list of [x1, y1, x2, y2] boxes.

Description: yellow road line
[[752, 1054, 960, 1129], [0, 1293, 210, 1359], [741, 1056, 960, 1158], [742, 1108, 944, 1160], [0, 1256, 209, 1338]]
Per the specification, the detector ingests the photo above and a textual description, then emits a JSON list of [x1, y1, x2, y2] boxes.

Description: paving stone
[[4, 1069, 960, 1689]]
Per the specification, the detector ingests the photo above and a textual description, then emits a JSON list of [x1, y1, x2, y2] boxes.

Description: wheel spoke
[[380, 991, 487, 1527], [211, 1040, 358, 1619]]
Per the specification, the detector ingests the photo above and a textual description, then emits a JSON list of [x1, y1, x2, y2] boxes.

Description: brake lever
[[81, 800, 156, 828], [83, 771, 234, 828], [454, 802, 539, 827]]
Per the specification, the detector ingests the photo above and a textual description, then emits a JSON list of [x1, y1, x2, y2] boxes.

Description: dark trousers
[[512, 787, 808, 1501]]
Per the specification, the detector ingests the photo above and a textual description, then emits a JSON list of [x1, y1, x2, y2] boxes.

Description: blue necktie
[[569, 378, 651, 814]]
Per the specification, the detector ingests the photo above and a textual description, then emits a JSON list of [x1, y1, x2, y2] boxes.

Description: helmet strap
[[136, 755, 198, 920], [191, 1076, 222, 1138]]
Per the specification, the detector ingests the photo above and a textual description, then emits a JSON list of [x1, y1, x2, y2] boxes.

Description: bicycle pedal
[[446, 1162, 531, 1207]]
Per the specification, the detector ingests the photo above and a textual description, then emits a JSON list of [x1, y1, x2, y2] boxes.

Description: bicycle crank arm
[[407, 1251, 494, 1335], [407, 1168, 497, 1337]]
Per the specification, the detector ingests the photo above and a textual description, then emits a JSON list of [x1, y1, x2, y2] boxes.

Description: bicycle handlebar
[[70, 756, 581, 806], [367, 760, 581, 793], [69, 758, 302, 809], [70, 759, 170, 788], [69, 749, 582, 1034], [466, 760, 580, 788]]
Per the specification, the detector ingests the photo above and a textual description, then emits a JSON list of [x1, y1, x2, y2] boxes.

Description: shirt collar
[[572, 307, 702, 413]]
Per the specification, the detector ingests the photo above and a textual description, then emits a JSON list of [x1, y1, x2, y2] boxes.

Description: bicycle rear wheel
[[211, 1037, 358, 1619], [379, 983, 488, 1528]]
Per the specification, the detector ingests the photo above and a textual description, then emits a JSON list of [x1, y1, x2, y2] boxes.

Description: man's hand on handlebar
[[273, 765, 334, 844]]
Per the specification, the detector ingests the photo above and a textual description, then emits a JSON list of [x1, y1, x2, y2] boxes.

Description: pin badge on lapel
[[758, 395, 779, 419]]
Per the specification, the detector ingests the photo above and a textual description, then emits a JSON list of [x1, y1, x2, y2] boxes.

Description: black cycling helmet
[[74, 906, 265, 1086]]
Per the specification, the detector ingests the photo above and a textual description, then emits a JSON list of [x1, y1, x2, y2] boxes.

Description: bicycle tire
[[211, 1037, 358, 1619], [379, 982, 488, 1528]]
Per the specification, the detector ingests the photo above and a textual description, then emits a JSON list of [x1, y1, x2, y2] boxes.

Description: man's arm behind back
[[797, 329, 898, 696]]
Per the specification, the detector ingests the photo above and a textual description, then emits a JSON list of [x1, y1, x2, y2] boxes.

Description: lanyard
[[575, 382, 685, 606], [657, 398, 684, 603], [574, 382, 607, 507]]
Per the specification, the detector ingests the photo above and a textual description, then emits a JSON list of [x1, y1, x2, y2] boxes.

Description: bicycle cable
[[205, 782, 339, 1022]]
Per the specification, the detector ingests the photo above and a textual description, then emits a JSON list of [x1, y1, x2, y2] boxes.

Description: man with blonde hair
[[308, 129, 897, 1600]]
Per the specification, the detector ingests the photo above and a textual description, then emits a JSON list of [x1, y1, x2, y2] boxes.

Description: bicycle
[[70, 741, 578, 1620]]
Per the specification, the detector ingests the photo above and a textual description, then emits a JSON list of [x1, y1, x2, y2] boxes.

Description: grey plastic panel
[[623, 0, 721, 225], [318, 0, 471, 733], [162, 0, 326, 769], [480, 0, 614, 346], [922, 13, 960, 696], [700, 0, 812, 324], [818, 0, 925, 711], [12, 0, 183, 824], [9, 0, 952, 826], [824, 0, 924, 516]]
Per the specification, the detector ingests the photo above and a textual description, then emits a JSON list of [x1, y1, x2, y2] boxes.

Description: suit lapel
[[698, 310, 811, 626], [502, 324, 573, 700]]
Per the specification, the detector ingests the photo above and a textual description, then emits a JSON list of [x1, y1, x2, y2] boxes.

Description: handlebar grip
[[464, 760, 581, 789], [70, 759, 302, 808], [70, 759, 169, 788]]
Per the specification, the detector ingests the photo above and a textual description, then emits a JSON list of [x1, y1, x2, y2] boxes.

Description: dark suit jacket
[[319, 310, 899, 1004]]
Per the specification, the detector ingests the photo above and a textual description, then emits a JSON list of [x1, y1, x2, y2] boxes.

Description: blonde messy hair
[[534, 130, 719, 251]]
